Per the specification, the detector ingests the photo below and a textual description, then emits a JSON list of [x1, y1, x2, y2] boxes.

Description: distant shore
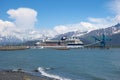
[[0, 69, 53, 80], [0, 46, 29, 51], [0, 45, 120, 51]]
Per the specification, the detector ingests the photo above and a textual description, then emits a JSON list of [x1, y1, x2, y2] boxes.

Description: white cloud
[[0, 8, 41, 41], [109, 0, 120, 23], [80, 22, 96, 30], [53, 22, 97, 34], [7, 8, 37, 29], [88, 18, 107, 23], [114, 15, 120, 23], [54, 25, 68, 34], [88, 17, 115, 28], [0, 19, 15, 32], [109, 0, 120, 15]]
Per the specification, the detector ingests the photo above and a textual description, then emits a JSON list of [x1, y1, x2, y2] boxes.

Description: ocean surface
[[0, 48, 120, 80]]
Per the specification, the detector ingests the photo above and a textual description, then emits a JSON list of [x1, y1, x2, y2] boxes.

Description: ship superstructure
[[36, 36, 84, 49]]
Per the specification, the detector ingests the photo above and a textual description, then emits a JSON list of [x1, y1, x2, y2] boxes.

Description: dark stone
[[33, 69, 39, 72]]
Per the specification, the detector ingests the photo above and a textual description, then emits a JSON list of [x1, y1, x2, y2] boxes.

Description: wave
[[38, 67, 71, 80]]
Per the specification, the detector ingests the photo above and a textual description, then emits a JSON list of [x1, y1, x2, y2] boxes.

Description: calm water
[[0, 48, 120, 80]]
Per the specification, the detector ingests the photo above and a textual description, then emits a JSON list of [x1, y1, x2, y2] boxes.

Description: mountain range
[[0, 23, 120, 46], [54, 23, 120, 46]]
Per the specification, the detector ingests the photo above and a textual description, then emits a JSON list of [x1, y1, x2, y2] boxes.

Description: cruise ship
[[35, 36, 84, 49]]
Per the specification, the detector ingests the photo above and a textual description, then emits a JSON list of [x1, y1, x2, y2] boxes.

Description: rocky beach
[[0, 70, 53, 80]]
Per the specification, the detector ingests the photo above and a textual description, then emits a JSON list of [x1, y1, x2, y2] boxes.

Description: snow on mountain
[[113, 30, 120, 34], [53, 23, 120, 46], [76, 23, 120, 37], [0, 28, 57, 45], [54, 23, 120, 40], [79, 23, 120, 45], [0, 23, 120, 45], [112, 23, 120, 34]]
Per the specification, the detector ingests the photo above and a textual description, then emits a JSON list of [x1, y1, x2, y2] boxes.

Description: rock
[[33, 69, 39, 72]]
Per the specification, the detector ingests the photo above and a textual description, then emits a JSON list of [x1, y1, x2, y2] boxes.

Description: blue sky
[[0, 0, 114, 29]]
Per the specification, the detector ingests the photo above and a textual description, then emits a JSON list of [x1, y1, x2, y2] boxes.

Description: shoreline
[[0, 45, 120, 51], [0, 46, 29, 51], [0, 69, 54, 80]]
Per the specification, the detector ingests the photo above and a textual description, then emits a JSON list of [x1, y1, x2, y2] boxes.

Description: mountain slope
[[54, 23, 120, 46], [80, 23, 120, 46], [0, 23, 120, 46]]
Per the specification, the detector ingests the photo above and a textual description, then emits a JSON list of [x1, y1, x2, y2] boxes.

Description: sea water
[[0, 48, 120, 80]]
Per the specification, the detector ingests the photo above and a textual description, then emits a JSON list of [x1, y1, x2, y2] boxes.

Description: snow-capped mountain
[[0, 23, 120, 46], [54, 23, 120, 46], [0, 29, 43, 45], [79, 23, 120, 45], [0, 36, 22, 45], [83, 23, 120, 37], [0, 28, 56, 45]]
